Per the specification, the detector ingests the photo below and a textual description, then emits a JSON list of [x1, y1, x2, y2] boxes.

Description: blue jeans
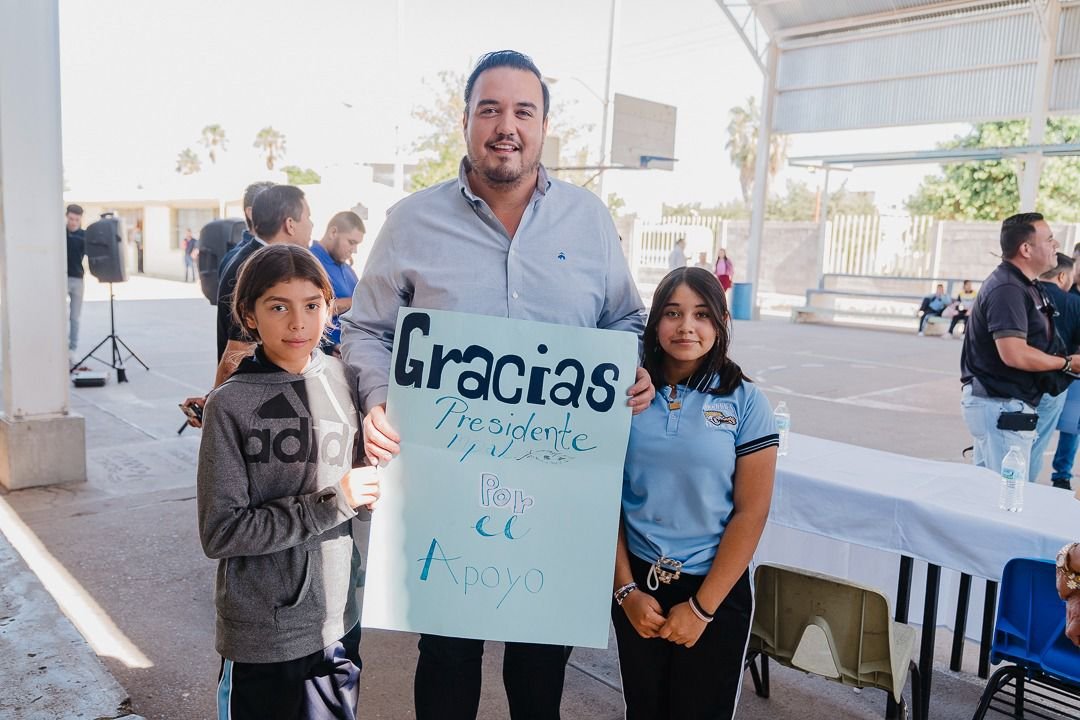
[[1030, 391, 1068, 482], [67, 276, 83, 352], [960, 383, 1036, 475], [1052, 432, 1078, 486]]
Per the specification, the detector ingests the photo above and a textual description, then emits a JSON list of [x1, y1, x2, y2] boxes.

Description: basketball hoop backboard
[[610, 93, 677, 171]]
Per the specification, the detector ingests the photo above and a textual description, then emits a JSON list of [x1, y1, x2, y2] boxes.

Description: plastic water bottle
[[774, 401, 791, 457], [999, 446, 1026, 513]]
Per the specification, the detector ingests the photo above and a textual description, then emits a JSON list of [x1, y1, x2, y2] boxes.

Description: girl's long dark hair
[[642, 267, 749, 395]]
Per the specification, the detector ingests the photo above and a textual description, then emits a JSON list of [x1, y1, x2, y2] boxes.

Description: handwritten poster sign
[[361, 308, 637, 648]]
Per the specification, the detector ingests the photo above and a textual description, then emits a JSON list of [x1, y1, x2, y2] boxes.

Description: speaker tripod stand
[[70, 283, 148, 382]]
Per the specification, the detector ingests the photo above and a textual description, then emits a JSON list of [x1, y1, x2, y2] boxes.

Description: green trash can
[[731, 282, 752, 320]]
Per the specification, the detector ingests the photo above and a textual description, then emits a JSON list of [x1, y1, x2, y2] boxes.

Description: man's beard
[[469, 144, 543, 190]]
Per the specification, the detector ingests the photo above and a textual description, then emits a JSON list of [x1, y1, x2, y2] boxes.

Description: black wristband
[[689, 593, 715, 621]]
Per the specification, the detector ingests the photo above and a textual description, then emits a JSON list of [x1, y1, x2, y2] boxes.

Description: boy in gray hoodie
[[197, 243, 377, 719]]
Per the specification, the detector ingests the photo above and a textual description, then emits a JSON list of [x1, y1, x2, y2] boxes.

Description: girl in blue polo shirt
[[612, 266, 778, 719]]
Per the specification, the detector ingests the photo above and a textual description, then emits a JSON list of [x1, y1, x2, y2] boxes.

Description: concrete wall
[[933, 221, 1000, 282], [724, 221, 819, 296]]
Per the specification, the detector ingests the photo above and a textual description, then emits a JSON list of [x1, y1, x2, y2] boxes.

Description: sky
[[58, 0, 968, 217]]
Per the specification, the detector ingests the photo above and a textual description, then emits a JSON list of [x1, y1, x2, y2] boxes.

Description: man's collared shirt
[[1043, 281, 1080, 354], [309, 242, 358, 345], [961, 261, 1054, 406], [339, 159, 646, 412]]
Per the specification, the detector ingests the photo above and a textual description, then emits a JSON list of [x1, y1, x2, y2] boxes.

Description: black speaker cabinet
[[85, 214, 128, 283], [197, 218, 246, 305]]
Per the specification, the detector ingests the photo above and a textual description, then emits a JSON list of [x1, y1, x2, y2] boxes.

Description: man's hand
[[658, 602, 708, 647], [341, 466, 380, 510], [181, 396, 206, 428], [621, 590, 666, 638], [627, 367, 655, 415], [363, 404, 401, 466]]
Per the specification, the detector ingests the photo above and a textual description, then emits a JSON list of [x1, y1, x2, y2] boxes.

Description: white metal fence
[[824, 214, 936, 277]]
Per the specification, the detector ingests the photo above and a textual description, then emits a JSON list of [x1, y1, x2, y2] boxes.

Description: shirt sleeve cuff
[[360, 385, 389, 415], [735, 434, 780, 457]]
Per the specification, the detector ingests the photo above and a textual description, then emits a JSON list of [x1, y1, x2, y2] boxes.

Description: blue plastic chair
[[971, 558, 1080, 719]]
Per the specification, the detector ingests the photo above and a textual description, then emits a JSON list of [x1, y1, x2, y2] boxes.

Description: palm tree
[[176, 148, 201, 175], [253, 127, 286, 170], [725, 97, 788, 205], [200, 124, 228, 163]]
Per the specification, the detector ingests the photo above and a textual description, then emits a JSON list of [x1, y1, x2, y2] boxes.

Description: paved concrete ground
[[0, 274, 1057, 719]]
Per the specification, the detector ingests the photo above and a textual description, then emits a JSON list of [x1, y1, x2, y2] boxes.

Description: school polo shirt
[[309, 242, 358, 345], [622, 378, 778, 576]]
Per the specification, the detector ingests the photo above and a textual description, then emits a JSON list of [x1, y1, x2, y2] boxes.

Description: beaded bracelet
[[614, 582, 638, 606]]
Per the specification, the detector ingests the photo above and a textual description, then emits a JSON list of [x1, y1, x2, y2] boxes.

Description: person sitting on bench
[[917, 283, 949, 335]]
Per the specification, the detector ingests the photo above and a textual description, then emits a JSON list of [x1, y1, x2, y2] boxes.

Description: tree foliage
[[411, 71, 467, 191], [176, 148, 201, 175], [200, 124, 228, 164], [663, 179, 875, 221], [282, 166, 322, 185], [725, 96, 789, 205], [906, 118, 1080, 222], [253, 126, 287, 170]]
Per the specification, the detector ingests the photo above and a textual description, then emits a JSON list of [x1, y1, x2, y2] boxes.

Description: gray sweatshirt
[[197, 349, 362, 663]]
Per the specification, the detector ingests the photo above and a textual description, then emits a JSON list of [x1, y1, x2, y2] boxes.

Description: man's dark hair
[[1040, 252, 1075, 280], [252, 185, 305, 240], [1000, 212, 1044, 259], [66, 204, 83, 216], [242, 181, 275, 231], [464, 50, 550, 119], [327, 210, 365, 235]]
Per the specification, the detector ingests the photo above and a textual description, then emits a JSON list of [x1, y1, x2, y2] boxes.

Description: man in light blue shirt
[[340, 49, 653, 720]]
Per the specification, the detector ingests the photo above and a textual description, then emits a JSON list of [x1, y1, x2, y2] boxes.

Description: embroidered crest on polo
[[557, 252, 567, 261], [703, 400, 738, 428]]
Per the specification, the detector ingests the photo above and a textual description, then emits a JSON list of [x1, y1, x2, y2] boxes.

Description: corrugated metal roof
[[736, 0, 1080, 132], [751, 0, 1030, 38]]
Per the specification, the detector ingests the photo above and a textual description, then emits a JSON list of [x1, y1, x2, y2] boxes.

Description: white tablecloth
[[756, 433, 1080, 634]]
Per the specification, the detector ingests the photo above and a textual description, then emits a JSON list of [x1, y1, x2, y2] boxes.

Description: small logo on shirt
[[557, 252, 567, 261], [703, 400, 738, 429]]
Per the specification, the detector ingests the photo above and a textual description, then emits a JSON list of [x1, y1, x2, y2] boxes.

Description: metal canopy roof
[[715, 0, 1080, 317], [718, 0, 1080, 133], [788, 142, 1080, 167]]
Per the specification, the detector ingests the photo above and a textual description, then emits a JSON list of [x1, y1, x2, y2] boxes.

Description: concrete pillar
[[1020, 0, 1059, 211], [814, 168, 832, 289], [745, 42, 779, 320], [0, 0, 86, 489]]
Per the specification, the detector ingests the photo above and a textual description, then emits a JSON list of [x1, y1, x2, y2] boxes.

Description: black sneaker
[[1051, 478, 1073, 490]]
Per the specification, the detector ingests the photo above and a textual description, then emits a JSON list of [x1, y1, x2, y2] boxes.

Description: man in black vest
[[960, 212, 1079, 475]]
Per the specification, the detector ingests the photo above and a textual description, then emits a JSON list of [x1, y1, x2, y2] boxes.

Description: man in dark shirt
[[961, 212, 1079, 475], [181, 185, 313, 427], [65, 204, 85, 361], [1029, 253, 1080, 482], [1052, 246, 1080, 489]]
